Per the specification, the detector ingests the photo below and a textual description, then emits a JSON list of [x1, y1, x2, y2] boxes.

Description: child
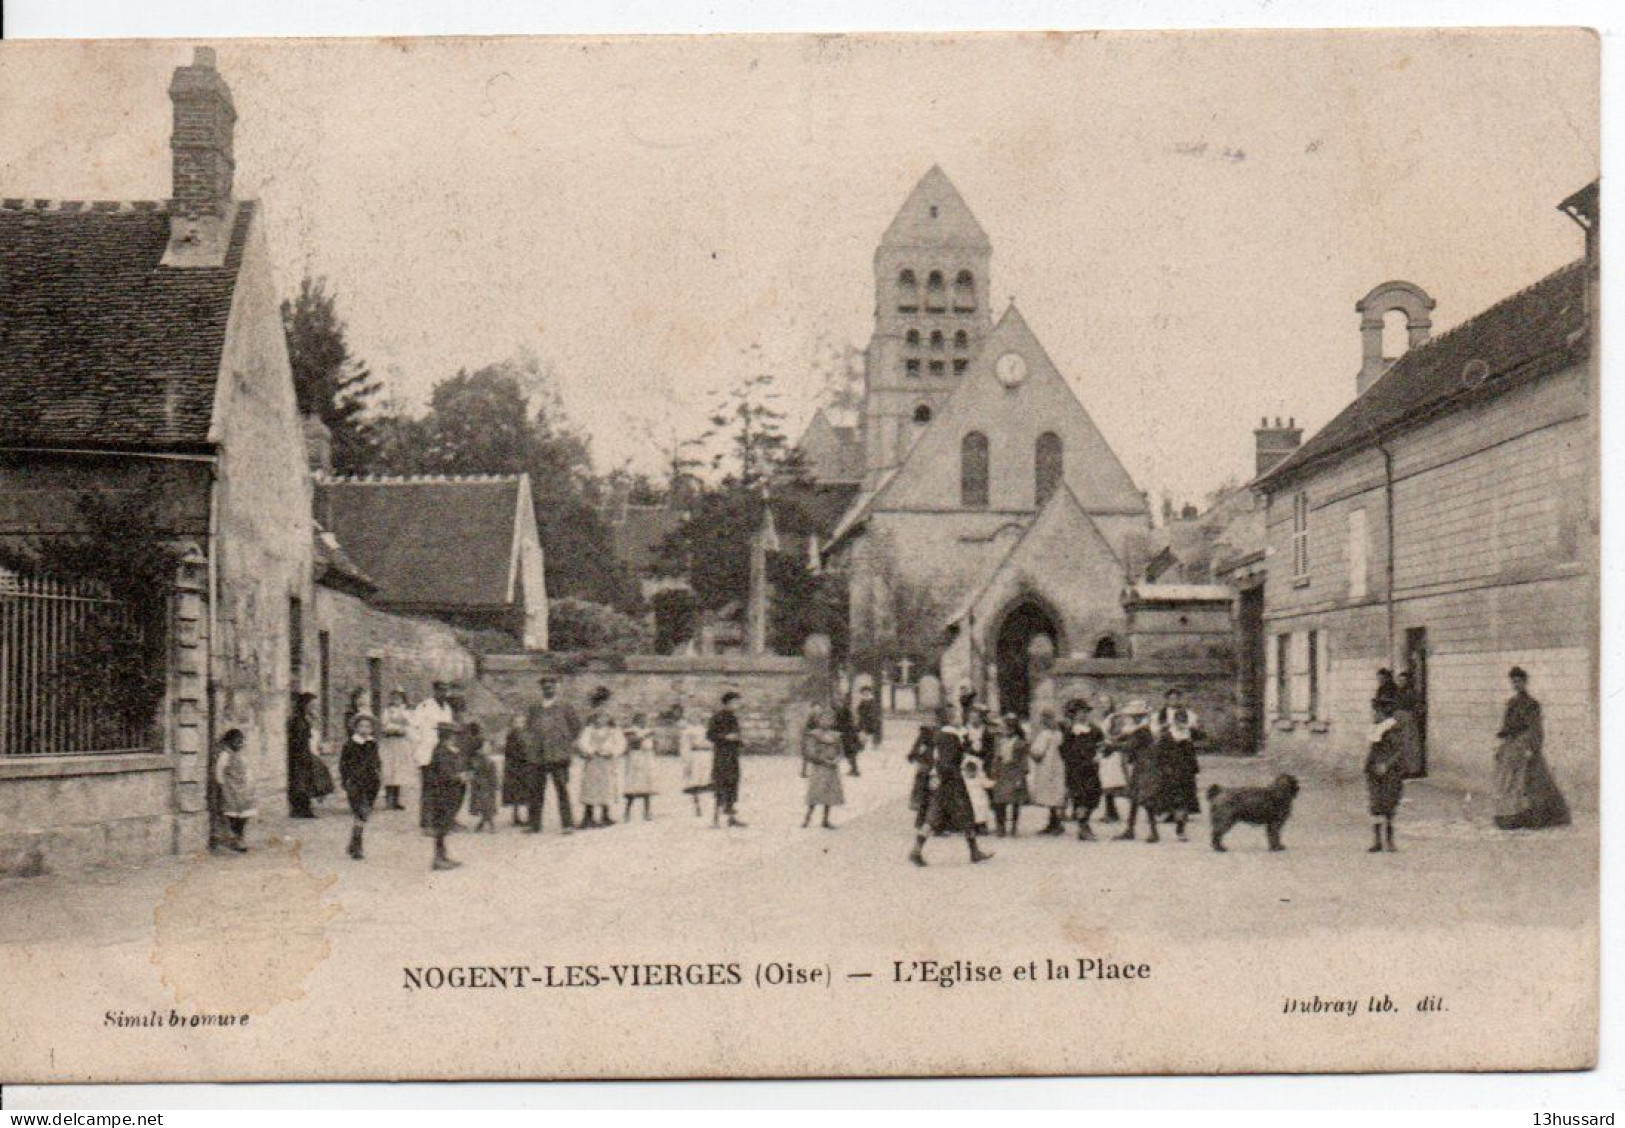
[[340, 712, 382, 860], [379, 688, 413, 811], [1060, 699, 1105, 841], [214, 728, 255, 853], [800, 707, 845, 829], [1027, 710, 1067, 835], [1096, 694, 1127, 823], [622, 712, 658, 823], [675, 704, 713, 817], [466, 722, 500, 833], [576, 688, 625, 828], [1365, 698, 1405, 852], [1111, 701, 1166, 843], [907, 722, 937, 831], [424, 721, 467, 870], [988, 715, 1030, 837], [962, 756, 994, 836]]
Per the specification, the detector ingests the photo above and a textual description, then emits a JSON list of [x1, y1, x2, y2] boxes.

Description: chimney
[[1255, 415, 1303, 477], [163, 47, 237, 267], [303, 413, 333, 477], [1355, 281, 1434, 396]]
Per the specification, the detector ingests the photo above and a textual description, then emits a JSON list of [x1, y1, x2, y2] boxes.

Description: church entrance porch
[[992, 598, 1062, 720]]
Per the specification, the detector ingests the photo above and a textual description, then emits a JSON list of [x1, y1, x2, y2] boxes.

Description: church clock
[[995, 351, 1028, 388]]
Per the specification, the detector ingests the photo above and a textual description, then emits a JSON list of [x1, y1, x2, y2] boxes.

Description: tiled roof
[[312, 524, 377, 596], [0, 200, 255, 450], [1258, 260, 1589, 490], [316, 475, 523, 610]]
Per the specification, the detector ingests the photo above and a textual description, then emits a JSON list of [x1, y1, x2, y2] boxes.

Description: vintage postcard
[[0, 30, 1599, 1082]]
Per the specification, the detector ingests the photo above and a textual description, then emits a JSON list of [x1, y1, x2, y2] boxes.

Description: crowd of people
[[904, 687, 1201, 866], [253, 676, 756, 870], [215, 664, 1571, 869]]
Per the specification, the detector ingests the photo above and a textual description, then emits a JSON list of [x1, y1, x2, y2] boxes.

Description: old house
[[0, 49, 314, 872], [1253, 184, 1598, 801], [820, 168, 1151, 715], [314, 471, 549, 652]]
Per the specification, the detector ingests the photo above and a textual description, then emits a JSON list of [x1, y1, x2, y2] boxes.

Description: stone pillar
[[170, 548, 212, 855]]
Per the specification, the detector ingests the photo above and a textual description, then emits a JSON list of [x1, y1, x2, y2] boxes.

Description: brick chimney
[[163, 47, 236, 267], [1254, 416, 1303, 477]]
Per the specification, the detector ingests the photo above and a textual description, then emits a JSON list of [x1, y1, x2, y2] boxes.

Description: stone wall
[[311, 584, 478, 750], [479, 647, 827, 755]]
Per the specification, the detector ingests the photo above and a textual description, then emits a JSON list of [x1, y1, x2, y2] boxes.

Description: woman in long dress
[[379, 688, 413, 811], [1026, 710, 1067, 834], [1493, 667, 1570, 830], [800, 707, 845, 829], [575, 690, 626, 828], [908, 706, 994, 867], [674, 704, 713, 816]]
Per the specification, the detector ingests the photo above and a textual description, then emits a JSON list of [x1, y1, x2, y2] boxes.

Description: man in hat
[[856, 683, 884, 755], [707, 691, 747, 828], [516, 675, 581, 834]]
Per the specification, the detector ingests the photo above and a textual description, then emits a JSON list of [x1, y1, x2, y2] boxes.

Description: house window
[[925, 270, 946, 312], [953, 329, 969, 350], [1035, 431, 1063, 505], [904, 358, 920, 377], [1306, 629, 1320, 719], [953, 359, 968, 375], [905, 329, 920, 348], [913, 404, 933, 425], [1093, 635, 1119, 658], [317, 629, 331, 740], [961, 431, 990, 509], [288, 596, 304, 683], [929, 360, 945, 376], [1291, 492, 1310, 583], [1348, 508, 1368, 600], [929, 330, 945, 351], [1274, 633, 1292, 717]]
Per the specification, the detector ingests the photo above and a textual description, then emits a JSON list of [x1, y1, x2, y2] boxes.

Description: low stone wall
[[1049, 656, 1243, 752], [480, 648, 826, 755]]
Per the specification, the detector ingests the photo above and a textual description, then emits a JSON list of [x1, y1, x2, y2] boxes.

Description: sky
[[0, 31, 1598, 506]]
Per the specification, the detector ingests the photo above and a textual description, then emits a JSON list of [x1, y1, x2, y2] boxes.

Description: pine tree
[[281, 276, 383, 475]]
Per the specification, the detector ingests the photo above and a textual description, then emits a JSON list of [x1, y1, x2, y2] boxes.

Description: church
[[817, 167, 1151, 716]]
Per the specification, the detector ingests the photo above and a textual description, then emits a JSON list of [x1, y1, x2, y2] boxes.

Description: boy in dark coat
[[708, 692, 747, 828], [340, 712, 381, 860], [424, 721, 468, 870]]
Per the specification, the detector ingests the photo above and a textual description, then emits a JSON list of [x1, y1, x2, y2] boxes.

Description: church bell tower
[[863, 167, 993, 487]]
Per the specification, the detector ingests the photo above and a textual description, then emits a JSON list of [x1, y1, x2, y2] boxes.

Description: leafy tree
[[547, 597, 651, 653], [374, 355, 640, 611], [650, 588, 698, 653], [281, 276, 383, 475]]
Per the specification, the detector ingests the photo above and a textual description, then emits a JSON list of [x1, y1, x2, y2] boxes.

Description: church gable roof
[[879, 166, 990, 252], [947, 482, 1124, 627], [873, 304, 1147, 515]]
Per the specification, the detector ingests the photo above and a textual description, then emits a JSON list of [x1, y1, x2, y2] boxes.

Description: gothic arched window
[[1035, 431, 1063, 506], [961, 431, 990, 509], [925, 270, 946, 313], [913, 404, 933, 425]]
